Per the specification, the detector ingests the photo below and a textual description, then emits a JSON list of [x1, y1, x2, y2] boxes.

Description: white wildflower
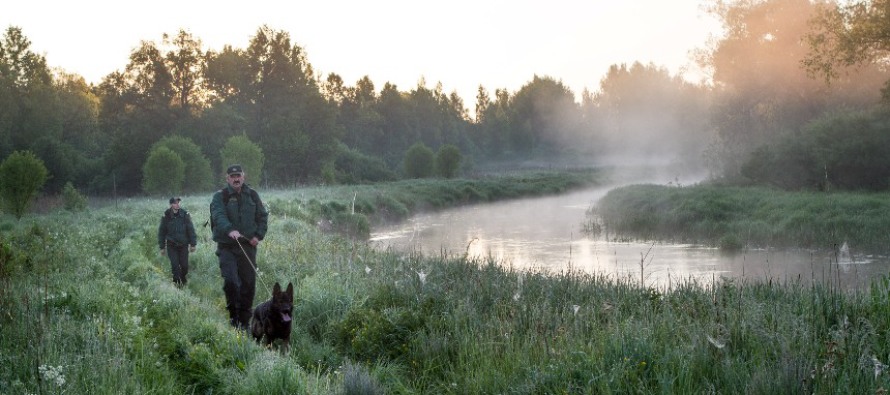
[[572, 305, 580, 315], [416, 269, 427, 285], [873, 355, 886, 379], [707, 335, 725, 349], [38, 365, 66, 387], [365, 265, 371, 274]]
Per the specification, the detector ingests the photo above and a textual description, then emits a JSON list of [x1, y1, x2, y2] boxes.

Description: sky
[[3, 0, 723, 106]]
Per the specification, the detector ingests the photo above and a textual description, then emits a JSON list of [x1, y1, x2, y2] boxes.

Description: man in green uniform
[[210, 164, 269, 330], [158, 197, 197, 287]]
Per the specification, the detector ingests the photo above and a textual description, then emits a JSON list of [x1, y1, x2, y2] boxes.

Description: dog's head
[[271, 282, 294, 323]]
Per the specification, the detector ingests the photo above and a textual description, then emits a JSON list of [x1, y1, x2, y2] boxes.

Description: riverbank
[[264, 169, 602, 239], [2, 172, 889, 393], [597, 183, 890, 253]]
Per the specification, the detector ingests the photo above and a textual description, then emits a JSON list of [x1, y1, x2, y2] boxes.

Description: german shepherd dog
[[250, 282, 293, 352]]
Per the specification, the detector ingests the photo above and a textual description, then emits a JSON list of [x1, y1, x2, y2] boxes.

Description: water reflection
[[370, 184, 889, 290]]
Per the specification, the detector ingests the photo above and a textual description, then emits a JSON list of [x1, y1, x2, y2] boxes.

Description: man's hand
[[189, 245, 196, 253], [249, 237, 260, 247], [228, 230, 243, 240]]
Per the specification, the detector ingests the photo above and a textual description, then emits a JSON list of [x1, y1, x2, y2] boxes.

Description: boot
[[238, 309, 252, 331]]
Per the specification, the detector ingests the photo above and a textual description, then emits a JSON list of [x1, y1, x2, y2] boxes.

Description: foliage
[[142, 145, 185, 196], [803, 0, 890, 92], [435, 144, 462, 179], [587, 62, 712, 167], [699, 0, 885, 176], [150, 135, 214, 193], [403, 143, 435, 179], [0, 150, 49, 219], [4, 17, 890, 194], [219, 134, 264, 184], [508, 75, 580, 155], [61, 181, 86, 211], [331, 144, 397, 184], [740, 109, 890, 191]]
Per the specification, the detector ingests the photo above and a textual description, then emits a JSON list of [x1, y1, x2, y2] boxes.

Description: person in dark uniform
[[210, 164, 269, 330], [158, 197, 197, 287]]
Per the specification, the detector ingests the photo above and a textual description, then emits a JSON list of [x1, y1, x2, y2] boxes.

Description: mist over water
[[370, 169, 889, 290]]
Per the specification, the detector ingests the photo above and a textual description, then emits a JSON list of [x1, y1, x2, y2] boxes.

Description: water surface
[[370, 182, 889, 290]]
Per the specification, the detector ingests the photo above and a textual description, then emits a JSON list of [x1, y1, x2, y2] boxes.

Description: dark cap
[[169, 197, 181, 204], [226, 164, 244, 175]]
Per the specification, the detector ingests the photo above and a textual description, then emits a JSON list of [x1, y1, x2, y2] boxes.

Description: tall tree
[[337, 75, 383, 154], [241, 25, 337, 184], [0, 27, 56, 154], [591, 62, 711, 166], [473, 87, 512, 158], [803, 0, 890, 100], [375, 82, 412, 166], [0, 27, 51, 88], [698, 0, 886, 176], [508, 75, 580, 156], [204, 45, 251, 105], [163, 29, 206, 115], [96, 39, 176, 194]]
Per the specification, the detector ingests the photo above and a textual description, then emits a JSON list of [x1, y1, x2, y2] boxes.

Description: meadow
[[2, 171, 890, 394]]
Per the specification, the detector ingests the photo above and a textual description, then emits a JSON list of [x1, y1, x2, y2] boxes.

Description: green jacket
[[210, 184, 269, 246], [158, 208, 197, 249]]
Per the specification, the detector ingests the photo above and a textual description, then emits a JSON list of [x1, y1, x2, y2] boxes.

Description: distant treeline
[[1, 0, 889, 197]]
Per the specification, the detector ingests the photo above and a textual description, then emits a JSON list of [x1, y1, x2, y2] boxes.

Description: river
[[369, 179, 890, 290]]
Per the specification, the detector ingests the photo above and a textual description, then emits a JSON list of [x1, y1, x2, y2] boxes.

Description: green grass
[[2, 173, 890, 393], [597, 183, 890, 252]]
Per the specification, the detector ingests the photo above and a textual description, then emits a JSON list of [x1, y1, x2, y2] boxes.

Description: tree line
[[1, 0, 889, 203]]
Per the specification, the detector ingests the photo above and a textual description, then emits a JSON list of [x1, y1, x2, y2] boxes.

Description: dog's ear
[[286, 282, 293, 297], [273, 282, 282, 294]]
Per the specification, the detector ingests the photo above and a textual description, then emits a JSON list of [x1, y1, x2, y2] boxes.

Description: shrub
[[333, 145, 397, 184], [61, 182, 86, 211], [220, 135, 264, 183], [0, 150, 50, 219], [334, 284, 425, 362], [403, 143, 435, 179], [151, 135, 214, 193], [740, 109, 890, 191], [142, 146, 185, 196], [435, 144, 462, 179]]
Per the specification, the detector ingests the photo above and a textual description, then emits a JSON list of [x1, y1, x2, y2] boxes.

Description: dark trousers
[[217, 244, 257, 329], [166, 245, 189, 286]]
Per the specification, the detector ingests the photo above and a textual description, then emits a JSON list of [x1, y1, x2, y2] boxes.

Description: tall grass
[[597, 184, 890, 252], [2, 173, 889, 393]]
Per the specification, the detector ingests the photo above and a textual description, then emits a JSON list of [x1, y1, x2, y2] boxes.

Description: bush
[[333, 145, 398, 184], [61, 182, 86, 211], [403, 143, 435, 179], [220, 135, 264, 183], [142, 146, 185, 196], [435, 144, 462, 179], [740, 109, 890, 191], [0, 150, 50, 219], [151, 135, 214, 193]]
